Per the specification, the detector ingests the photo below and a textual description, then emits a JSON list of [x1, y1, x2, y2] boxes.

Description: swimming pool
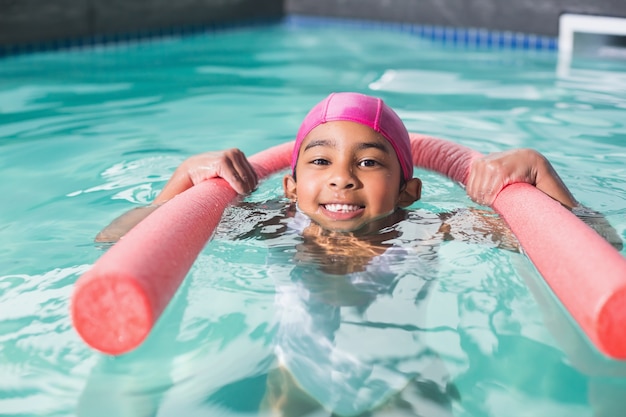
[[1, 17, 625, 417]]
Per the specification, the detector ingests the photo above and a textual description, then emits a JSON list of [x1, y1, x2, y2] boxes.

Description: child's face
[[284, 121, 421, 232]]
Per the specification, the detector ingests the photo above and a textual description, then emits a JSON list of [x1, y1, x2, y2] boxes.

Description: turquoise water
[[1, 19, 626, 417]]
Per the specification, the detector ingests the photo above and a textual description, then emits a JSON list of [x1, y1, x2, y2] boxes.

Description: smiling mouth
[[323, 203, 364, 213]]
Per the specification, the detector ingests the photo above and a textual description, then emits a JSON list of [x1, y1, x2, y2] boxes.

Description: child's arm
[[95, 148, 258, 243], [465, 148, 622, 250]]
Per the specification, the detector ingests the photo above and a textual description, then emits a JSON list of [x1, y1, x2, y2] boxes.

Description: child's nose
[[328, 165, 356, 189]]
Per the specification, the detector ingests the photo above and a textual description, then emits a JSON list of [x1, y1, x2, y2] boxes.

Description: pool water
[[1, 18, 626, 417]]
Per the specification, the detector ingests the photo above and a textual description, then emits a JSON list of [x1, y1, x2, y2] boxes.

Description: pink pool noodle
[[71, 141, 294, 355], [410, 133, 626, 360], [73, 134, 626, 359]]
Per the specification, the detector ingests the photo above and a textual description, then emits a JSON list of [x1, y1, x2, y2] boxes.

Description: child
[[96, 92, 603, 244], [95, 92, 620, 416]]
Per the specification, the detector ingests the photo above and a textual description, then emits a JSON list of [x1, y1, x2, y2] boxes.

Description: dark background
[[1, 0, 626, 48]]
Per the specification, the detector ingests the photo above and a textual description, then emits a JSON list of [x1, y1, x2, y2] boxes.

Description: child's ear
[[398, 178, 422, 208], [283, 174, 297, 201]]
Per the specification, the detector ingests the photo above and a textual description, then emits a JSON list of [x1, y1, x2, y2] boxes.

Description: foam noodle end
[[598, 286, 626, 360], [72, 272, 153, 355]]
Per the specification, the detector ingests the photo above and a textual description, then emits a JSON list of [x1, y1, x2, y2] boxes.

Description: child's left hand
[[466, 148, 577, 208]]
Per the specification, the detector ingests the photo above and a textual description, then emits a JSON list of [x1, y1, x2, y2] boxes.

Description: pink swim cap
[[292, 92, 413, 181]]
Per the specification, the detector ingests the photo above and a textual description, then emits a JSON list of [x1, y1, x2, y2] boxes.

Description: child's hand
[[96, 148, 258, 243], [466, 148, 577, 208], [154, 148, 258, 204], [183, 149, 258, 194], [466, 149, 538, 206]]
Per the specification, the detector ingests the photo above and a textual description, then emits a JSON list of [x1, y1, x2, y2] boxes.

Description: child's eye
[[359, 159, 379, 167], [311, 158, 330, 166]]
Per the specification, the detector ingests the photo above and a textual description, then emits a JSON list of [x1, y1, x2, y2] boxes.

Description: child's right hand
[[466, 148, 578, 209], [153, 148, 258, 204], [96, 148, 258, 243]]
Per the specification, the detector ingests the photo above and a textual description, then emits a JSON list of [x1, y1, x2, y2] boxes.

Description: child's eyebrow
[[356, 141, 390, 153], [303, 139, 335, 151]]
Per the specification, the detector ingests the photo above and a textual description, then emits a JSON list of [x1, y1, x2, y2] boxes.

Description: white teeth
[[324, 204, 361, 213]]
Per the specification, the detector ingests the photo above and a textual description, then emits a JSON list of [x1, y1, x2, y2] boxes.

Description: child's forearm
[[94, 205, 160, 243], [94, 165, 194, 243], [152, 163, 195, 205], [571, 206, 623, 250]]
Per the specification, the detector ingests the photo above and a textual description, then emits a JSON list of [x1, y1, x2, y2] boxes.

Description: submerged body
[[224, 203, 468, 416]]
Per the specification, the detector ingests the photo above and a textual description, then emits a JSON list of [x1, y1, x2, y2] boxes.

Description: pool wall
[[1, 0, 626, 50], [0, 0, 284, 50], [286, 0, 626, 37]]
